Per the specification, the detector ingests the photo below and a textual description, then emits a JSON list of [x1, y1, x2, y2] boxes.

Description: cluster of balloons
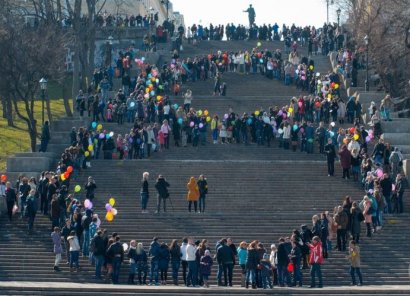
[[342, 127, 374, 145], [134, 57, 145, 66], [105, 197, 118, 222], [177, 109, 212, 127], [330, 82, 340, 90], [60, 166, 73, 182], [1, 174, 7, 182]]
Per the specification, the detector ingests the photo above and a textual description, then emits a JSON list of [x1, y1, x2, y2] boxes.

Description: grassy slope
[[0, 91, 72, 171]]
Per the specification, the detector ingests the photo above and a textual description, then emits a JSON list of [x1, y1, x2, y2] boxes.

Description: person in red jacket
[[308, 236, 324, 288]]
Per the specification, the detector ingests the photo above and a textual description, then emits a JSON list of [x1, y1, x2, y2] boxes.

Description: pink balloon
[[190, 121, 195, 127], [376, 169, 383, 178]]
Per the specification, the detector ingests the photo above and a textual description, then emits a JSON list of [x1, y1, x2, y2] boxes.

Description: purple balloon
[[278, 110, 283, 116], [365, 136, 371, 142], [190, 121, 195, 127], [84, 199, 93, 209], [105, 203, 112, 211], [99, 133, 105, 139], [224, 113, 229, 119], [199, 123, 204, 128]]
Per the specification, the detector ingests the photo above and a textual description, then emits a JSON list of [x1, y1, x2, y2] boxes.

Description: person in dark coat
[[324, 139, 336, 176], [216, 238, 235, 287], [26, 189, 38, 234], [350, 202, 364, 243], [158, 243, 170, 285], [154, 175, 170, 213], [339, 145, 351, 179], [39, 121, 51, 152], [300, 224, 312, 269], [107, 236, 124, 284], [197, 175, 208, 213], [5, 182, 17, 221], [149, 237, 161, 285], [245, 241, 259, 289], [289, 240, 303, 287], [18, 177, 31, 218], [91, 230, 106, 279], [277, 238, 291, 287], [84, 176, 97, 201], [169, 239, 181, 285], [199, 250, 213, 287]]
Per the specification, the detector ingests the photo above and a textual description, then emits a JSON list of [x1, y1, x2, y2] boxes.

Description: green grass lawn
[[0, 99, 71, 171]]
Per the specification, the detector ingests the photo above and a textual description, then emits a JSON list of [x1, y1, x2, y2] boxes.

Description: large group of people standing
[[2, 7, 407, 291]]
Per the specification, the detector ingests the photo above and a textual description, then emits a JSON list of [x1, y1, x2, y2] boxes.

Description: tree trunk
[[5, 96, 14, 126], [1, 96, 14, 126], [72, 42, 80, 111], [62, 77, 73, 117], [29, 125, 38, 152]]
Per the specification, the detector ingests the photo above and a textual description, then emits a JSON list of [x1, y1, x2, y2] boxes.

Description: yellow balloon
[[109, 197, 116, 206], [327, 94, 332, 99], [204, 110, 209, 116], [206, 116, 211, 122], [106, 212, 114, 222], [309, 65, 314, 70], [255, 111, 260, 116], [145, 88, 150, 93], [288, 107, 293, 113], [97, 124, 103, 130], [197, 110, 203, 116], [334, 83, 339, 89], [60, 174, 66, 181], [84, 151, 90, 157], [353, 134, 359, 141], [88, 144, 93, 151]]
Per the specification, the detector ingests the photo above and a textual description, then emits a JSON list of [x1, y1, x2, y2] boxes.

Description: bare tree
[[340, 0, 410, 97], [65, 0, 107, 102], [0, 0, 67, 151]]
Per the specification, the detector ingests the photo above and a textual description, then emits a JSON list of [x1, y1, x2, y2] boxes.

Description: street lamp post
[[39, 78, 48, 125], [336, 8, 341, 27], [364, 35, 369, 92], [326, 0, 334, 24]]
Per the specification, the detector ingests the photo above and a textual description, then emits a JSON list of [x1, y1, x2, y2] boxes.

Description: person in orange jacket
[[186, 177, 199, 213]]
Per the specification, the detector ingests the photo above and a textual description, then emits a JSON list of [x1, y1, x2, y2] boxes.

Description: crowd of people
[[2, 12, 407, 290], [185, 22, 344, 55]]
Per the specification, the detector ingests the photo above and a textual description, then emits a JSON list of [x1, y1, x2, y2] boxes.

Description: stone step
[[382, 121, 410, 134]]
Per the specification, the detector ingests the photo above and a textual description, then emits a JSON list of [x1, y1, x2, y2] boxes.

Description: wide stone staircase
[[1, 40, 409, 295]]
